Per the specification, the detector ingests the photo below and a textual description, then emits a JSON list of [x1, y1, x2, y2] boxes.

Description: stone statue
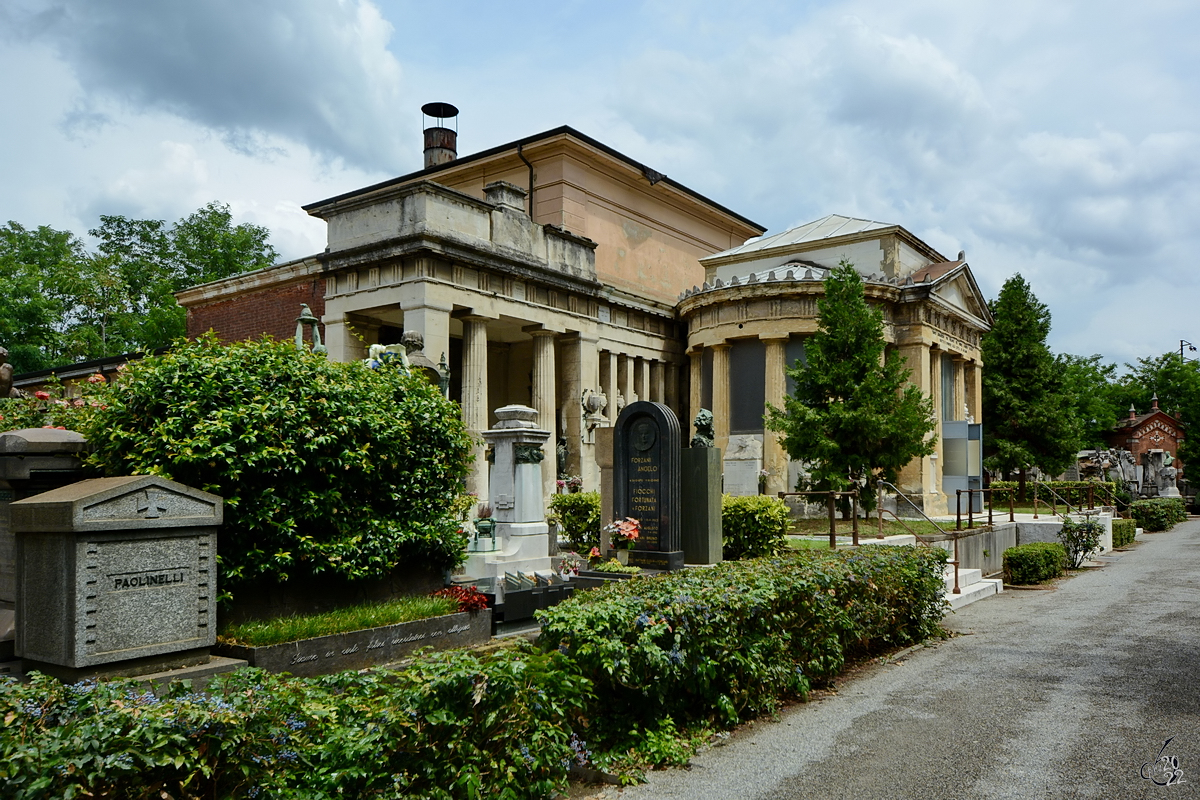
[[556, 436, 569, 479], [0, 346, 20, 399], [690, 408, 715, 448]]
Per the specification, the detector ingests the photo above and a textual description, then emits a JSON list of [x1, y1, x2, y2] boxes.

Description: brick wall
[[186, 278, 326, 345]]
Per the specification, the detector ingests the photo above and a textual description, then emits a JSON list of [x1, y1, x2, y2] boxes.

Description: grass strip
[[218, 595, 459, 647]]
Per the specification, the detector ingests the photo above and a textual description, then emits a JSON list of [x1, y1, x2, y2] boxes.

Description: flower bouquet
[[603, 517, 640, 564]]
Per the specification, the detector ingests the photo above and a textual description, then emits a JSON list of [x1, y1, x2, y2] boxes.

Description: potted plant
[[603, 517, 640, 564], [474, 503, 496, 550]]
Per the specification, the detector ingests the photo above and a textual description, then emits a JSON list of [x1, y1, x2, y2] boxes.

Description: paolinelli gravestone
[[613, 401, 684, 570], [11, 475, 237, 681]]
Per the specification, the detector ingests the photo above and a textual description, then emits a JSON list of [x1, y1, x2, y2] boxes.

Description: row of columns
[[598, 352, 678, 416]]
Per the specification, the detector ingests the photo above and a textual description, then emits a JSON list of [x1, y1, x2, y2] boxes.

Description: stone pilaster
[[651, 360, 665, 404], [953, 355, 967, 422], [711, 343, 731, 456], [461, 316, 490, 502], [762, 336, 789, 496], [896, 343, 936, 508]]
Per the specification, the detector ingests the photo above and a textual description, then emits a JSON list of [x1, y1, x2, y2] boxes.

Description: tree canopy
[[766, 261, 936, 511], [0, 202, 276, 373], [981, 274, 1078, 493]]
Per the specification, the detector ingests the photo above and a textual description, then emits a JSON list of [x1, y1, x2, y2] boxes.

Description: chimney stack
[[421, 102, 459, 169]]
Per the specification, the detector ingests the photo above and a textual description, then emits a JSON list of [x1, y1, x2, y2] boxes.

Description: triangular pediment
[[927, 266, 991, 324], [11, 475, 223, 533]]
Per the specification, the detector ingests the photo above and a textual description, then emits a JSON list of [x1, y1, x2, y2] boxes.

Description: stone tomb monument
[[613, 401, 684, 570], [11, 475, 232, 680], [462, 405, 555, 591], [681, 409, 723, 564]]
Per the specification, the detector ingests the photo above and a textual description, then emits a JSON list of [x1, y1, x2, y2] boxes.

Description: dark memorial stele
[[613, 401, 684, 570]]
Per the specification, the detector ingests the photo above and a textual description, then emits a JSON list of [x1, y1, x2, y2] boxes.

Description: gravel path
[[590, 521, 1200, 799]]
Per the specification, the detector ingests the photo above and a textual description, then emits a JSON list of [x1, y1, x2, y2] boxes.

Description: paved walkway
[[599, 521, 1200, 799]]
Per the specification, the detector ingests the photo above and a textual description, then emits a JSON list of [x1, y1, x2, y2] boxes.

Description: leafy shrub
[[1002, 542, 1066, 584], [1131, 498, 1187, 532], [537, 546, 947, 746], [0, 648, 587, 800], [1057, 516, 1103, 568], [721, 494, 791, 559], [77, 335, 472, 594], [548, 492, 601, 551], [1111, 518, 1136, 548], [0, 375, 108, 433]]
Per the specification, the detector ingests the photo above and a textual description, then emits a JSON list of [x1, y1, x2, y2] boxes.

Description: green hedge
[[721, 494, 790, 560], [990, 480, 1117, 506], [1131, 498, 1187, 532], [537, 546, 947, 738], [0, 648, 587, 800], [1003, 542, 1066, 584], [1111, 518, 1136, 548], [548, 492, 601, 552]]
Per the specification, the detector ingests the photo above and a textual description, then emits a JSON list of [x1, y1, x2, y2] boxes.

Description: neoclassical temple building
[[178, 114, 990, 516]]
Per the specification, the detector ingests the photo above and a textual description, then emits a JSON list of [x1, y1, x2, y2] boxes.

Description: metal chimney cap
[[421, 102, 459, 119]]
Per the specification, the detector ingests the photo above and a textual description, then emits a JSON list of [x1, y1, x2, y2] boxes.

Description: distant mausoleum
[[176, 109, 992, 516]]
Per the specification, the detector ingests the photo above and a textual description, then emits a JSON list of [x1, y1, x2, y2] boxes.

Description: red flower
[[34, 391, 50, 401]]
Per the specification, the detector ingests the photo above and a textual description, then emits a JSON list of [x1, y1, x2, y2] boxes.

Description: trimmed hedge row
[[537, 546, 948, 736], [1131, 498, 1187, 532], [1112, 518, 1137, 548], [1003, 542, 1066, 584], [2, 547, 950, 797], [0, 648, 587, 800], [721, 494, 791, 560]]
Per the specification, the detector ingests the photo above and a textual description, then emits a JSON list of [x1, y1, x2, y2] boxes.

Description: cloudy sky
[[3, 0, 1197, 366]]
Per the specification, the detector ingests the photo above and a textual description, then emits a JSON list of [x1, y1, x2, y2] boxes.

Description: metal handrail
[[777, 489, 860, 548], [877, 480, 961, 595], [1030, 480, 1103, 520]]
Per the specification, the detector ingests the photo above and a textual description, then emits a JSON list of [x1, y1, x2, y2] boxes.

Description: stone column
[[929, 348, 944, 514], [619, 354, 634, 410], [530, 330, 558, 502], [689, 350, 703, 440], [711, 342, 732, 456], [461, 316, 490, 502], [896, 343, 935, 506], [967, 359, 982, 423], [633, 357, 645, 403], [762, 336, 790, 496], [665, 362, 679, 420], [560, 333, 598, 484], [651, 360, 665, 404], [321, 314, 370, 362]]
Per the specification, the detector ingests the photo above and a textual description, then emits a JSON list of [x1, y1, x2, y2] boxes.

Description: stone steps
[[943, 564, 1003, 611]]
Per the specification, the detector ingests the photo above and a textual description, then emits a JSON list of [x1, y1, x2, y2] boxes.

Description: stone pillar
[[897, 344, 935, 506], [762, 336, 790, 496], [401, 301, 452, 369], [651, 360, 665, 404], [619, 354, 634, 410], [321, 315, 369, 362], [929, 348, 944, 514], [461, 316, 490, 502], [665, 362, 679, 420], [530, 330, 558, 502], [711, 343, 732, 456], [689, 350, 703, 441], [599, 351, 616, 426], [561, 333, 598, 485], [632, 357, 645, 403]]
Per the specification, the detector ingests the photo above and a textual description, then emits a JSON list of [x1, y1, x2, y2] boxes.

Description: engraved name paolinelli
[[108, 569, 188, 591]]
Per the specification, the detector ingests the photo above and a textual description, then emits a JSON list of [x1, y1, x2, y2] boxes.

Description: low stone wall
[[213, 609, 491, 677], [924, 525, 1017, 577]]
